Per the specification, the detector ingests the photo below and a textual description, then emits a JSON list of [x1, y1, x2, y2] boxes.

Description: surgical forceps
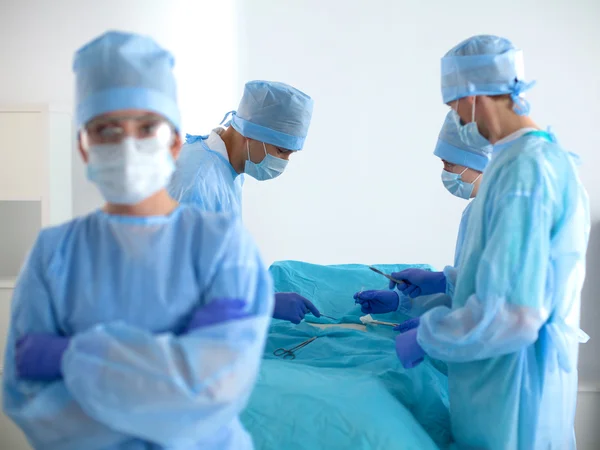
[[273, 336, 318, 360], [368, 266, 413, 306], [319, 314, 338, 321], [368, 266, 409, 286]]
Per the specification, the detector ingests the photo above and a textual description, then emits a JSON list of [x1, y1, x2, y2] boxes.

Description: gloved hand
[[353, 290, 399, 314], [184, 298, 251, 333], [393, 317, 420, 333], [16, 334, 70, 381], [389, 269, 446, 298], [395, 328, 425, 369], [273, 292, 320, 324]]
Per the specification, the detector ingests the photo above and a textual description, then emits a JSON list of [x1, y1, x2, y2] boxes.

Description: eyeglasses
[[81, 114, 175, 148]]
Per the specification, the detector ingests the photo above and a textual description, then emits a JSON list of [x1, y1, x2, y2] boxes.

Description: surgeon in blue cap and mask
[[169, 80, 319, 325], [394, 35, 590, 450], [3, 31, 273, 450], [354, 112, 492, 318]]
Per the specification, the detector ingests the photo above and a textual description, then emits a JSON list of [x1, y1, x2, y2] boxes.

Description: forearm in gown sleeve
[[2, 235, 129, 450], [62, 230, 274, 447], [418, 191, 552, 362], [401, 292, 452, 317]]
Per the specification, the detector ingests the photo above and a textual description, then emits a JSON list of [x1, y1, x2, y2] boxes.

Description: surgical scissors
[[273, 336, 318, 360]]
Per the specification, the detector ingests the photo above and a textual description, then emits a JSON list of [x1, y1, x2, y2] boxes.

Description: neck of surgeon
[[221, 126, 247, 174], [479, 95, 540, 144], [104, 190, 179, 216]]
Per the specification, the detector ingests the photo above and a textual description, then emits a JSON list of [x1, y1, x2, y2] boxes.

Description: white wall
[[1, 0, 599, 448]]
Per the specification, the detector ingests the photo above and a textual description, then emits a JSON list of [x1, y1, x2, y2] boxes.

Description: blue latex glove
[[389, 269, 446, 298], [353, 290, 399, 314], [273, 292, 320, 324], [184, 298, 251, 333], [16, 300, 251, 381], [16, 334, 70, 381], [395, 328, 425, 369], [393, 317, 420, 333]]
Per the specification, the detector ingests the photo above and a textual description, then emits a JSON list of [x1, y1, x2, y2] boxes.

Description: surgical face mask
[[441, 168, 482, 200], [451, 98, 490, 149], [86, 136, 175, 204], [244, 141, 288, 181]]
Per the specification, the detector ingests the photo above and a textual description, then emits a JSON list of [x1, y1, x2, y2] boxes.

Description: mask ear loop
[[247, 140, 268, 164], [471, 96, 476, 123], [452, 99, 464, 128], [454, 98, 460, 115], [460, 167, 482, 185]]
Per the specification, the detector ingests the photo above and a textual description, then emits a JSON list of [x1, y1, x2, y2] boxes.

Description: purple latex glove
[[395, 328, 425, 369], [353, 290, 399, 314], [16, 334, 70, 381], [184, 298, 251, 333], [393, 317, 420, 333], [389, 269, 446, 298], [273, 292, 320, 324]]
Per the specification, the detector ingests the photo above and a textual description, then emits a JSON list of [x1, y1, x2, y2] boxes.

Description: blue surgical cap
[[434, 111, 493, 171], [230, 80, 314, 151], [73, 31, 180, 129], [441, 35, 535, 115]]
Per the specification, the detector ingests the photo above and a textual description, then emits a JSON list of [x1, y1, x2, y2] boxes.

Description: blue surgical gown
[[418, 133, 590, 449], [453, 201, 472, 267], [402, 201, 474, 316], [168, 131, 244, 215], [2, 205, 273, 450]]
